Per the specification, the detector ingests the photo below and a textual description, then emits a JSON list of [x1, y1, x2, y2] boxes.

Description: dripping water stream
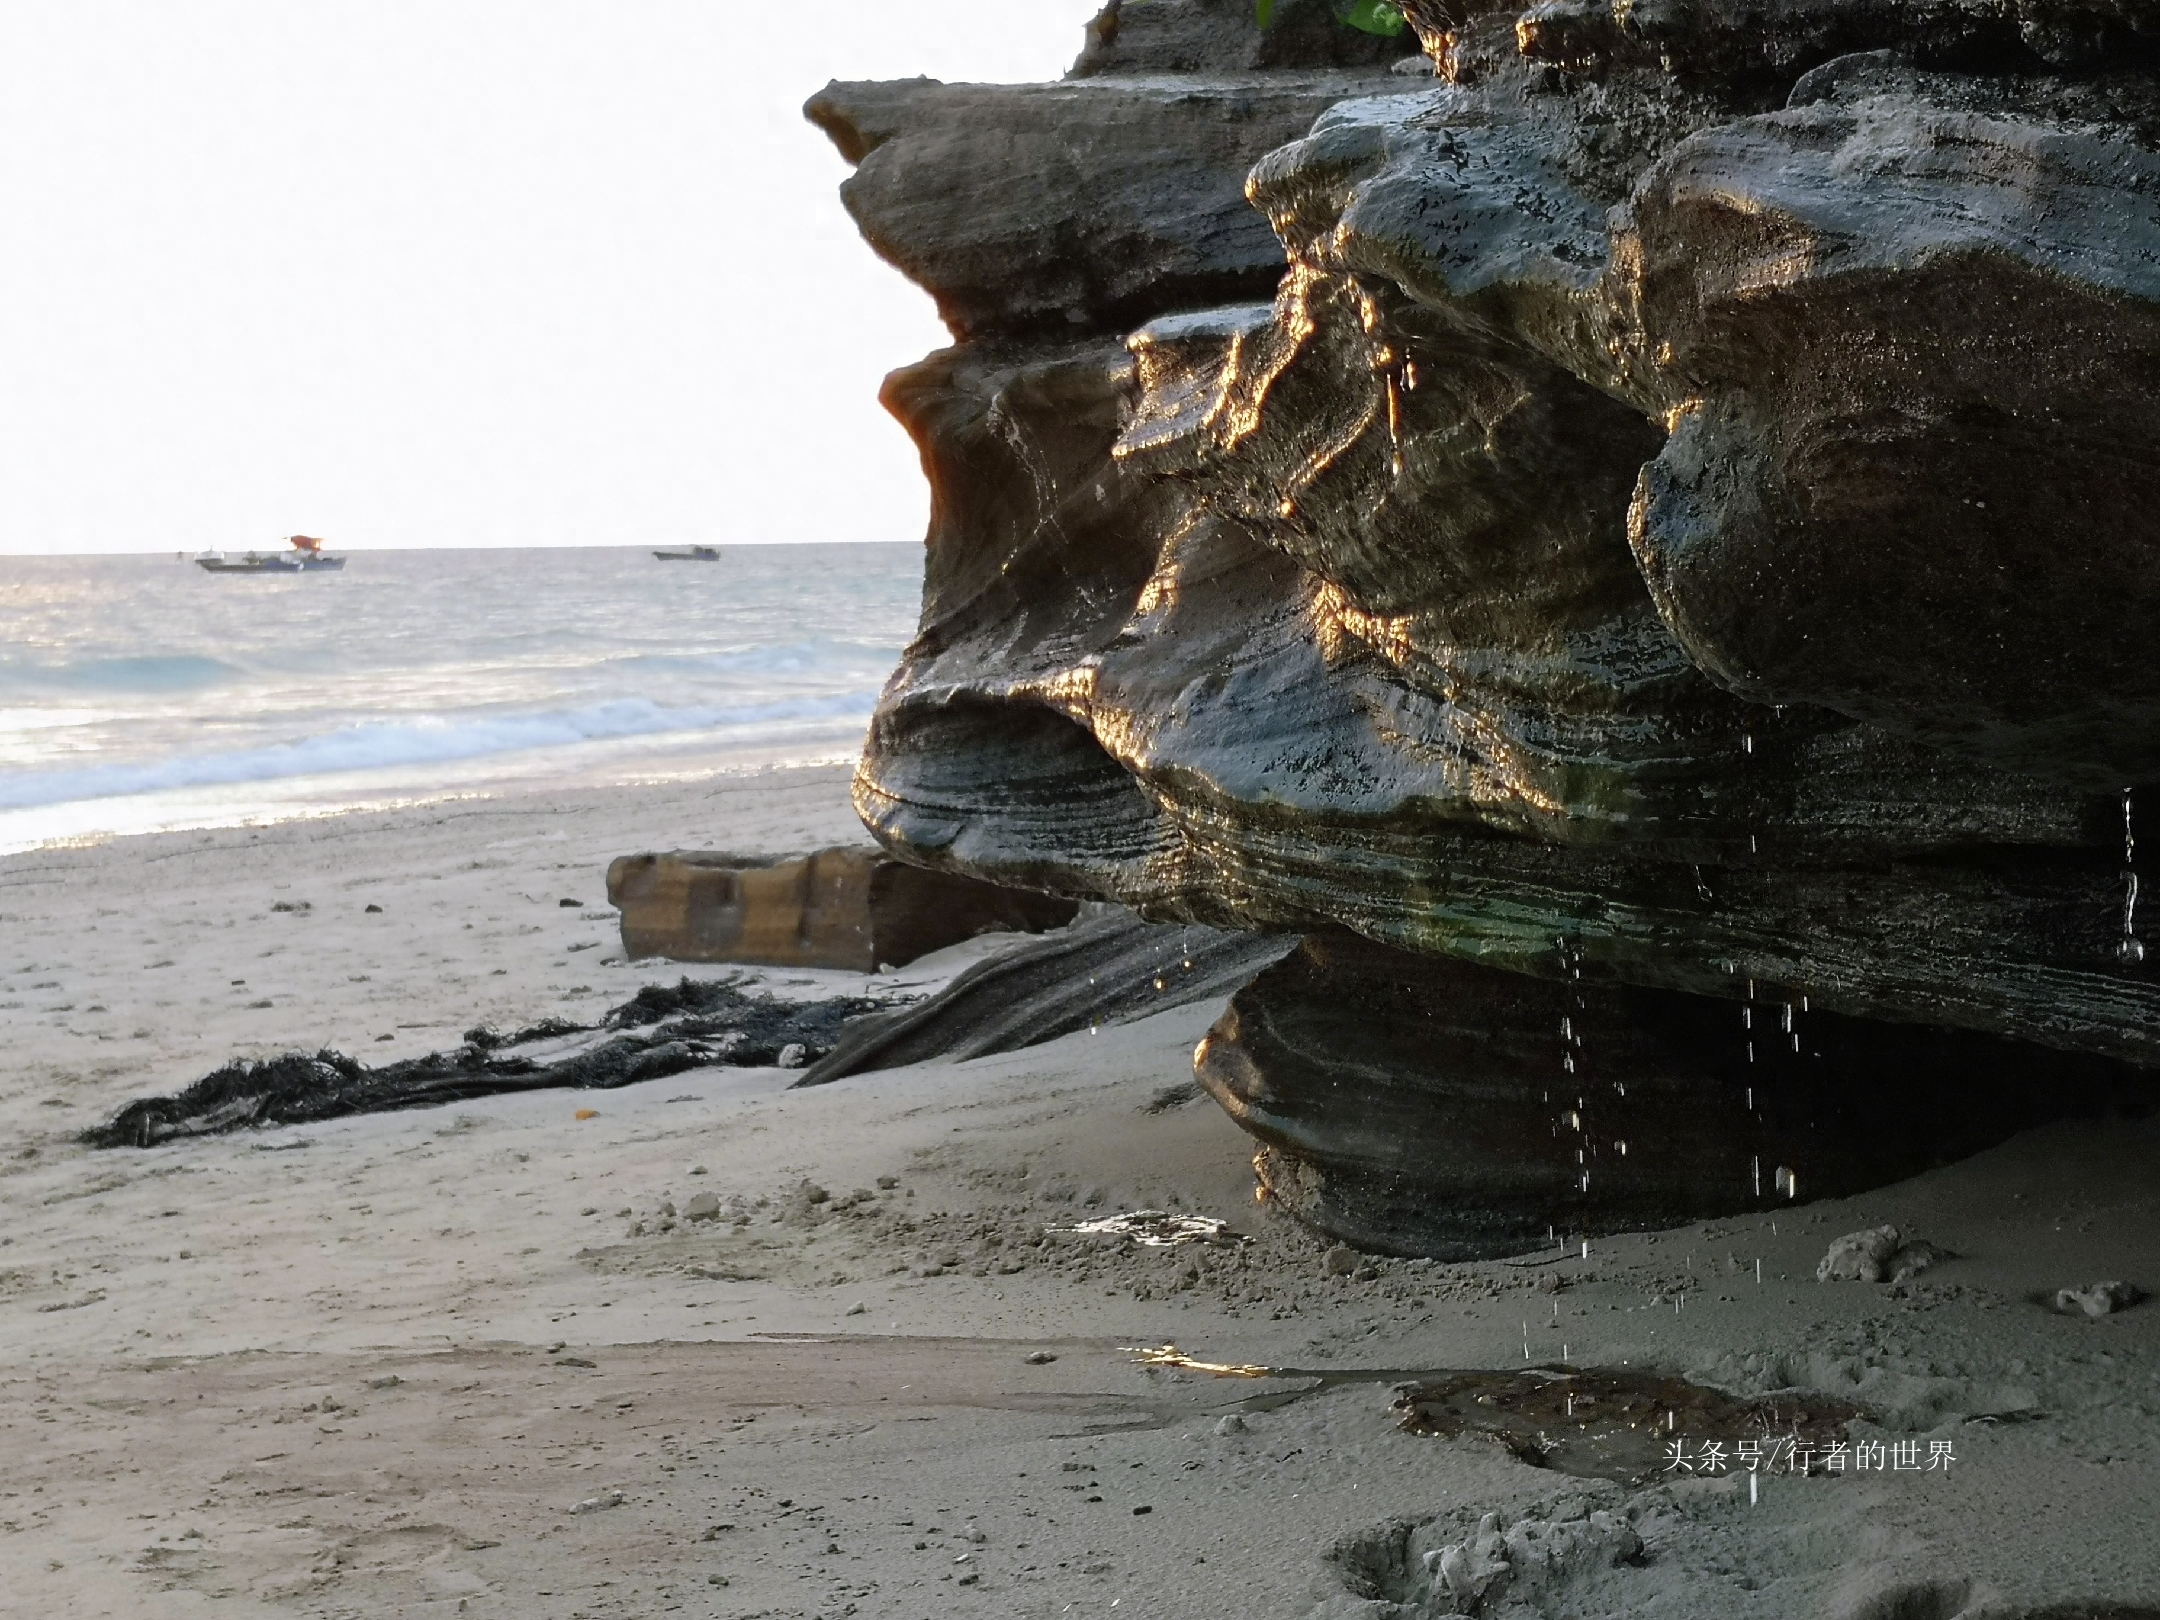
[[1739, 711, 1803, 1204], [2120, 787, 2144, 966]]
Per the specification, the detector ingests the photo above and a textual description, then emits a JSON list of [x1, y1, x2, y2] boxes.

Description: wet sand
[[3, 766, 2157, 1618]]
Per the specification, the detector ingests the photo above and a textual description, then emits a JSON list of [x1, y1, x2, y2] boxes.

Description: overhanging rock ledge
[[811, 0, 2160, 1252]]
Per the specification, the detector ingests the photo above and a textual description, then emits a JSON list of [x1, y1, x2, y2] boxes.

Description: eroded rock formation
[[813, 0, 2160, 1250], [1196, 932, 2145, 1255]]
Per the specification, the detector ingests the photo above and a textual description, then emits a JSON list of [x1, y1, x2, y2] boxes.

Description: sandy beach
[[3, 765, 2157, 1619]]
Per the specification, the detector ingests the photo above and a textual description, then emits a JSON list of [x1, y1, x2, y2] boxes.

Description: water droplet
[[2119, 789, 2144, 966]]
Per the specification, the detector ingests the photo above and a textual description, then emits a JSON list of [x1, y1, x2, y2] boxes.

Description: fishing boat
[[652, 545, 720, 562], [196, 536, 345, 574]]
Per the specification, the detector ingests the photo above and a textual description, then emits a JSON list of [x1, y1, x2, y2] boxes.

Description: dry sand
[[2, 765, 2157, 1619]]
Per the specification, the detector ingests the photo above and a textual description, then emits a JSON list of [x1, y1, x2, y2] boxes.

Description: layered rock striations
[[1196, 931, 2147, 1255], [814, 0, 2160, 1247]]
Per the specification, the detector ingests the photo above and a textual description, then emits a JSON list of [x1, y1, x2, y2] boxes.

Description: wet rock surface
[[817, 0, 2160, 1240]]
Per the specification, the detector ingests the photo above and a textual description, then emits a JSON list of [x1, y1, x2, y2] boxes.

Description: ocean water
[[0, 545, 922, 853]]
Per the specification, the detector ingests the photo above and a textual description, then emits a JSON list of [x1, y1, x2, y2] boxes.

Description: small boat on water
[[197, 535, 345, 574], [652, 545, 720, 562]]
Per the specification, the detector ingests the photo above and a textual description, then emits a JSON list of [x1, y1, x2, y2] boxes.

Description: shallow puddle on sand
[[1390, 1367, 1860, 1486], [1133, 1347, 1860, 1485]]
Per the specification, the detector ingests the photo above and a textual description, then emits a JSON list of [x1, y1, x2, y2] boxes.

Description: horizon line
[[0, 537, 924, 559]]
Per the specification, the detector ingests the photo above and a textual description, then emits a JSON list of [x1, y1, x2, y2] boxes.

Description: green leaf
[[1338, 0, 1407, 33], [1255, 0, 1277, 26]]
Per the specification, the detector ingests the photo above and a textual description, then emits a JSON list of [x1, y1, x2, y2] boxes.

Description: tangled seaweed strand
[[84, 977, 892, 1150]]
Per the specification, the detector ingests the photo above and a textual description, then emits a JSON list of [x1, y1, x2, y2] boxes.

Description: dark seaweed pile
[[85, 977, 893, 1150]]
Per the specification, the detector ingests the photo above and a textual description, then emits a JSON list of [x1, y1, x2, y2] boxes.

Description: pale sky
[[0, 2, 1089, 553]]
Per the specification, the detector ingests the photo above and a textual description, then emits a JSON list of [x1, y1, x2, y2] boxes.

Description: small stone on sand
[[2055, 1280, 2142, 1317], [1816, 1226, 1902, 1283]]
